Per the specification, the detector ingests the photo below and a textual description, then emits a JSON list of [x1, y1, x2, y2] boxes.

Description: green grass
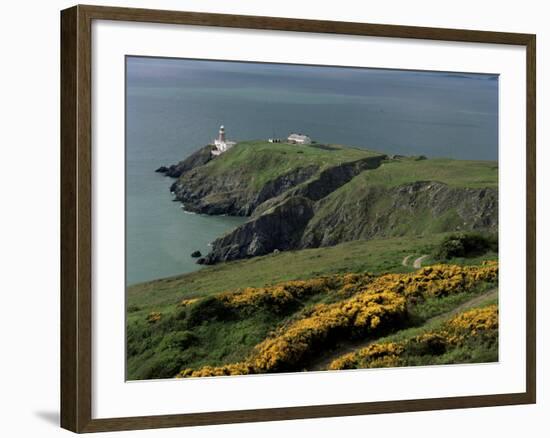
[[128, 234, 438, 310], [127, 311, 280, 380], [325, 296, 499, 371], [126, 145, 499, 379], [302, 158, 498, 244], [126, 231, 498, 380], [351, 157, 498, 189], [373, 293, 499, 346], [128, 231, 497, 312], [196, 140, 383, 190], [127, 274, 498, 380]]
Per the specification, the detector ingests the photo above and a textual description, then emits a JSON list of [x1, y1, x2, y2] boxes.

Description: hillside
[[167, 141, 384, 216], [133, 144, 501, 381], [172, 142, 498, 264], [158, 141, 498, 265], [127, 251, 499, 380], [127, 231, 497, 309], [301, 159, 498, 248]]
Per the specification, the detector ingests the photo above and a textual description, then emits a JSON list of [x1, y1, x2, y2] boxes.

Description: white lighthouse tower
[[212, 124, 236, 156], [218, 125, 226, 143]]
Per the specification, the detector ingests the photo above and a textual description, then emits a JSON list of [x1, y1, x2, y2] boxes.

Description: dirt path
[[425, 288, 498, 325], [402, 254, 428, 268], [307, 287, 498, 372], [413, 255, 429, 268]]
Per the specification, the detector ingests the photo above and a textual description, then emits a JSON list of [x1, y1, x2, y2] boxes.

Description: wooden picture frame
[[61, 4, 536, 433]]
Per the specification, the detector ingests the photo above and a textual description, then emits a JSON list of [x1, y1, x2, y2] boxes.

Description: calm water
[[126, 58, 498, 285]]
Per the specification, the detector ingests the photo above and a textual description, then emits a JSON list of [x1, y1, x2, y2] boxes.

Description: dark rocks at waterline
[[196, 257, 206, 265], [155, 145, 214, 178], [203, 196, 315, 264], [190, 250, 202, 258]]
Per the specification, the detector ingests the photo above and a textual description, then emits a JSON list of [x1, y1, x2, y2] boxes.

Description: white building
[[212, 125, 236, 156], [287, 133, 312, 145]]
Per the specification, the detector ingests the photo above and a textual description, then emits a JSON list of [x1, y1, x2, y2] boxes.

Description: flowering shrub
[[328, 304, 498, 370], [178, 298, 198, 307], [329, 342, 405, 370], [369, 261, 498, 300], [217, 275, 371, 314], [146, 311, 162, 324], [176, 290, 406, 377], [251, 290, 407, 372], [447, 305, 499, 333], [178, 362, 254, 378], [183, 261, 497, 315], [176, 262, 498, 378]]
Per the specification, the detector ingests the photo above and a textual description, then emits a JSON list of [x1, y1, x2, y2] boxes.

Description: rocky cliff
[[156, 145, 214, 178], [300, 181, 498, 248], [158, 141, 498, 264]]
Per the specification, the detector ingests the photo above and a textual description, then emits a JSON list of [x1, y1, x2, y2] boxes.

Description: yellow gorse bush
[[328, 304, 498, 371], [447, 305, 499, 332], [146, 311, 162, 324], [184, 261, 497, 313], [370, 261, 498, 300], [215, 274, 373, 312], [177, 290, 405, 378], [178, 298, 199, 307], [176, 262, 498, 378], [251, 290, 406, 372]]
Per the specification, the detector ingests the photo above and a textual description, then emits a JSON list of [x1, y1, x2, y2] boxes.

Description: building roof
[[288, 133, 311, 141]]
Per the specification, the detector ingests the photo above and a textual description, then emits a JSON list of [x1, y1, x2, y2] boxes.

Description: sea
[[126, 57, 498, 286]]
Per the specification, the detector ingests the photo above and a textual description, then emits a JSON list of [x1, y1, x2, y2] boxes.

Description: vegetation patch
[[170, 262, 497, 379], [328, 304, 498, 370], [433, 232, 498, 260]]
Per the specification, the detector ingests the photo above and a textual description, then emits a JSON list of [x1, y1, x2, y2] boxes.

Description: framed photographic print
[[60, 4, 536, 433]]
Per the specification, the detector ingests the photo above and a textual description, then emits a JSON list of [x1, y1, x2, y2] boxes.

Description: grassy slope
[[128, 232, 498, 311], [327, 298, 499, 371], [351, 157, 498, 189], [127, 232, 497, 379], [304, 157, 498, 239], [369, 296, 499, 367], [197, 140, 382, 190], [127, 254, 498, 379], [127, 152, 499, 380]]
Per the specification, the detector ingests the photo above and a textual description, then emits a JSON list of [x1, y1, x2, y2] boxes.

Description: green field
[[127, 232, 498, 380], [127, 232, 497, 310], [127, 143, 499, 381], [195, 140, 383, 190], [349, 156, 498, 189]]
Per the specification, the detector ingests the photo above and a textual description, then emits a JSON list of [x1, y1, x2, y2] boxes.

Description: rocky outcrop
[[170, 164, 320, 216], [157, 143, 498, 266], [204, 180, 497, 264], [300, 181, 498, 248], [252, 155, 386, 216], [204, 196, 315, 264], [156, 145, 214, 178]]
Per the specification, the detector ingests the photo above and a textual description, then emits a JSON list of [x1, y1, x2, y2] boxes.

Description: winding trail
[[425, 288, 498, 325], [402, 254, 428, 268], [307, 287, 498, 372], [413, 255, 429, 269]]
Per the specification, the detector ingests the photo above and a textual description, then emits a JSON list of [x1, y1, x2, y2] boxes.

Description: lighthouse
[[212, 124, 236, 156], [218, 125, 226, 143]]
